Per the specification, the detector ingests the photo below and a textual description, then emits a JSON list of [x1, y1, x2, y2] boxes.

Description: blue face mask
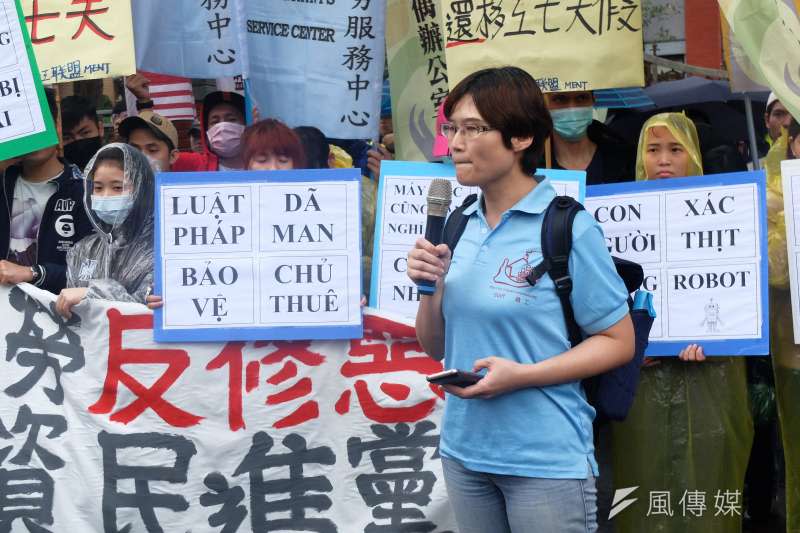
[[91, 194, 133, 225], [550, 107, 594, 141]]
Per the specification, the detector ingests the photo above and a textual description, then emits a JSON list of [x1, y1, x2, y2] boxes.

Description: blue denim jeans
[[441, 457, 598, 533]]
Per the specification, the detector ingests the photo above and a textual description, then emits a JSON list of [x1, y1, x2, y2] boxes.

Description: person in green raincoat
[[611, 113, 754, 533], [763, 117, 800, 532]]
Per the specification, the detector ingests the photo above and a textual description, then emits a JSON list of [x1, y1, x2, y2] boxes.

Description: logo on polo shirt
[[492, 252, 535, 288]]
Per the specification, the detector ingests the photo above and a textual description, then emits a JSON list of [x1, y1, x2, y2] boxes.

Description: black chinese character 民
[[98, 431, 197, 533]]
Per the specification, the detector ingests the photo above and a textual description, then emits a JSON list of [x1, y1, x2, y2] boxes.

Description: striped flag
[[139, 71, 196, 121]]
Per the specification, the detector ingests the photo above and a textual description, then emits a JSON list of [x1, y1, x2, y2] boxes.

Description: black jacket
[[1, 161, 95, 293], [546, 120, 637, 185]]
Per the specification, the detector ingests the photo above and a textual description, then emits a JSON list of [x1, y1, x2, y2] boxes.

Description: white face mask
[[206, 122, 246, 158], [91, 194, 134, 225]]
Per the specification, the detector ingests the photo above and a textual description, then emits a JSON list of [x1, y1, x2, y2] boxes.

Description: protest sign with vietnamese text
[[586, 171, 769, 355], [155, 169, 363, 342], [371, 161, 585, 318], [0, 0, 56, 160]]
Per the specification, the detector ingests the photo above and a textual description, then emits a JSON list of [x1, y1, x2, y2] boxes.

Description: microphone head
[[426, 179, 452, 218]]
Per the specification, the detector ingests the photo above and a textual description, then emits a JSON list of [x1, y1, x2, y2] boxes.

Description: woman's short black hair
[[443, 66, 552, 175]]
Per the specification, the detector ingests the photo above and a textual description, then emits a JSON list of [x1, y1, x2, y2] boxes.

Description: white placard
[[371, 161, 586, 319], [0, 0, 52, 157], [156, 172, 362, 342], [586, 176, 766, 354]]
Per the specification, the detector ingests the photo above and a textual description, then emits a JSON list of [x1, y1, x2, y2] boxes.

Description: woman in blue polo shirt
[[407, 66, 634, 533]]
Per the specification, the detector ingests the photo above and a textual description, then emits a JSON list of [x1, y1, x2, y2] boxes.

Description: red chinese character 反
[[89, 310, 202, 427]]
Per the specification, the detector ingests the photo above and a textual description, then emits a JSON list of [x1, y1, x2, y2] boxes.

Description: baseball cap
[[767, 92, 779, 111], [119, 111, 179, 151], [202, 91, 246, 131]]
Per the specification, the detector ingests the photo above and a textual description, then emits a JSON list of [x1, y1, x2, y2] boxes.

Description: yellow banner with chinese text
[[439, 0, 644, 92], [21, 0, 135, 84]]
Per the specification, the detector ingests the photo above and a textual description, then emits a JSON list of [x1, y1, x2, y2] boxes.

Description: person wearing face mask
[[55, 144, 156, 318], [169, 91, 247, 172], [0, 90, 94, 293], [118, 111, 180, 172], [61, 95, 106, 172], [202, 91, 247, 170], [610, 113, 753, 533], [543, 91, 635, 185]]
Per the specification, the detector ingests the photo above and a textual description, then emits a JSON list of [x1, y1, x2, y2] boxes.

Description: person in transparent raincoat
[[55, 143, 155, 318]]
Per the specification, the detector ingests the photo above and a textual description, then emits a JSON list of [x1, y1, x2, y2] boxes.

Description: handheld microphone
[[418, 179, 453, 295]]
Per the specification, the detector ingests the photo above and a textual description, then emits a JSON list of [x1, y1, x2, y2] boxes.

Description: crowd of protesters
[[1, 68, 798, 533]]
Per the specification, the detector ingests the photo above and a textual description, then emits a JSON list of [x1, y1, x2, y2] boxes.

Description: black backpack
[[442, 192, 654, 422]]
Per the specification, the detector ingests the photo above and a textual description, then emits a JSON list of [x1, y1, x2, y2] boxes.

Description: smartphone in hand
[[426, 369, 483, 388]]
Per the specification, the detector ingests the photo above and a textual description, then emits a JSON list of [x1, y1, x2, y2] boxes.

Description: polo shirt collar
[[463, 178, 556, 217]]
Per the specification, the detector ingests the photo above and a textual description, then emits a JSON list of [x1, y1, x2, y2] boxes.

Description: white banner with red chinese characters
[[0, 283, 457, 532]]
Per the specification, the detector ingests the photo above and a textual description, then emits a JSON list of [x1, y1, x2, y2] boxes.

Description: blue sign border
[[368, 161, 586, 308], [587, 171, 769, 356], [154, 168, 363, 343]]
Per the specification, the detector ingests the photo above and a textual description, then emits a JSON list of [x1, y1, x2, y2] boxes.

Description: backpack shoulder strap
[[442, 193, 478, 253], [526, 196, 585, 347]]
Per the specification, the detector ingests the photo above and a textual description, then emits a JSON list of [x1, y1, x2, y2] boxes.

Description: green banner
[[0, 0, 57, 161], [386, 0, 448, 162], [719, 0, 800, 124]]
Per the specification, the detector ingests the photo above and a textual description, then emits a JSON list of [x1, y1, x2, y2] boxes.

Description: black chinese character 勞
[[5, 287, 85, 406]]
